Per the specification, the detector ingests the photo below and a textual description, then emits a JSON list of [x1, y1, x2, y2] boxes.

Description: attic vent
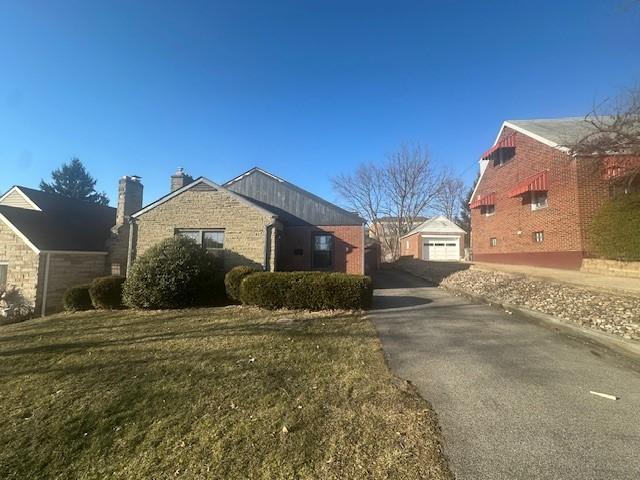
[[191, 183, 217, 192]]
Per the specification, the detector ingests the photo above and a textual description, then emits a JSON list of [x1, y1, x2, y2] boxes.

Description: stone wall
[[581, 258, 640, 279], [43, 252, 108, 312], [134, 186, 276, 271], [0, 220, 40, 308]]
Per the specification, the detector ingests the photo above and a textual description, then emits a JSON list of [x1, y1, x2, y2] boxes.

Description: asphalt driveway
[[369, 269, 640, 480]]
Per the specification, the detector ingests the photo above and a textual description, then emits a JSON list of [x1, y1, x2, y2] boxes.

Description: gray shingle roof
[[0, 187, 115, 251], [506, 117, 604, 146]]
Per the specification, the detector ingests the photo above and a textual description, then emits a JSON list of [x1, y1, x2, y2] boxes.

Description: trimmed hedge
[[63, 285, 93, 311], [89, 276, 126, 309], [123, 236, 225, 309], [239, 272, 373, 310], [224, 266, 259, 302], [590, 193, 640, 261]]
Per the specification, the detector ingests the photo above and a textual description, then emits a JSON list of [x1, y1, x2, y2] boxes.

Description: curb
[[395, 266, 640, 361]]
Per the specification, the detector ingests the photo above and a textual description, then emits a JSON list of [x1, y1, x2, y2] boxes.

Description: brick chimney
[[116, 175, 143, 226], [171, 167, 194, 192]]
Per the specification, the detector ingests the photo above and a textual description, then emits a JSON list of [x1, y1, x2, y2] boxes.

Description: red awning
[[469, 192, 496, 209], [481, 133, 516, 160], [507, 170, 549, 198], [603, 157, 635, 180]]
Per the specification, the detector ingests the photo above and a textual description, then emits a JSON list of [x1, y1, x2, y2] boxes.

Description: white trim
[[40, 252, 51, 317], [0, 213, 40, 253], [0, 186, 42, 211], [40, 250, 109, 255], [131, 177, 278, 219]]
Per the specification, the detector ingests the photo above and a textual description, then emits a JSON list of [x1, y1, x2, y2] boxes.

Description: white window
[[0, 263, 7, 290], [176, 229, 225, 252], [531, 191, 548, 210], [481, 205, 496, 216], [406, 240, 410, 249], [490, 237, 497, 247], [533, 231, 544, 243]]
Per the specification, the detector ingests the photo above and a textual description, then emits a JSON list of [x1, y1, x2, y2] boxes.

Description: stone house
[[470, 117, 640, 269], [399, 216, 466, 261], [0, 167, 365, 313], [0, 186, 117, 314]]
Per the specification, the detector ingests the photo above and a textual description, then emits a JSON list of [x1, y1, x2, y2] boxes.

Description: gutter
[[40, 252, 51, 317], [126, 217, 136, 275], [263, 217, 277, 271]]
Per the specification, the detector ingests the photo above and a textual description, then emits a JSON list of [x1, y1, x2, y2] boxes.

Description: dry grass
[[0, 306, 451, 479]]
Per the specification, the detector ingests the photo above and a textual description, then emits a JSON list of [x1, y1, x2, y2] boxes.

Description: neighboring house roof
[[400, 215, 465, 239], [0, 186, 116, 253], [131, 176, 279, 219], [223, 168, 365, 226], [375, 216, 429, 224]]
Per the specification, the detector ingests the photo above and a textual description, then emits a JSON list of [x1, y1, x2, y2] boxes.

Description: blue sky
[[1, 0, 639, 206]]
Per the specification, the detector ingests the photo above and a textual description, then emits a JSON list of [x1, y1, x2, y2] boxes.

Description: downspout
[[361, 223, 366, 275], [126, 217, 136, 276], [263, 217, 277, 271], [40, 252, 51, 317]]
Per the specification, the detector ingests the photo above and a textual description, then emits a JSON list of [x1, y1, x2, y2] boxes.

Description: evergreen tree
[[40, 158, 109, 205]]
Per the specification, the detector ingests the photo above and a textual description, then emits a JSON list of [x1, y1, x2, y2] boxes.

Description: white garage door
[[422, 237, 460, 261]]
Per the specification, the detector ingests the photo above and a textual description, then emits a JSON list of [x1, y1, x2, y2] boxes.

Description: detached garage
[[400, 216, 466, 262]]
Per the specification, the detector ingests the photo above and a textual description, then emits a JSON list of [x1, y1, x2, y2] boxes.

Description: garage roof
[[400, 215, 466, 239]]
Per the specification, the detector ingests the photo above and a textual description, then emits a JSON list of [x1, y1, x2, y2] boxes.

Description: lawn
[[0, 306, 451, 479]]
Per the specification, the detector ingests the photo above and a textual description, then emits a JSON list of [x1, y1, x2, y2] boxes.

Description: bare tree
[[434, 174, 465, 221], [568, 86, 640, 191], [333, 143, 452, 261]]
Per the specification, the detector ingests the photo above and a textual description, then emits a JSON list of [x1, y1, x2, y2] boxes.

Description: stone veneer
[[0, 221, 40, 308], [133, 186, 277, 270]]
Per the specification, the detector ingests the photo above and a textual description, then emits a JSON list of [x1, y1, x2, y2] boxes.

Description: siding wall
[[400, 231, 465, 260]]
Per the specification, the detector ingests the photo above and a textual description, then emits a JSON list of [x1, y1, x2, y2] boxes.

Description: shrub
[[89, 276, 126, 309], [239, 272, 373, 311], [225, 266, 259, 302], [63, 285, 93, 312], [123, 236, 225, 309], [0, 286, 34, 324], [590, 193, 640, 261]]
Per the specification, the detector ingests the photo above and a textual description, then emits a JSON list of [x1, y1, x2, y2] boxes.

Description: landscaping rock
[[438, 269, 640, 341]]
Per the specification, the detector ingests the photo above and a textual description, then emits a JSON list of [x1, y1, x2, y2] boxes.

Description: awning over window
[[469, 192, 496, 209], [507, 170, 549, 198], [603, 157, 636, 180], [481, 133, 516, 160]]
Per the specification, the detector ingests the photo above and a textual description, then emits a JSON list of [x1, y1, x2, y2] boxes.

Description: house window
[[0, 264, 7, 290], [312, 234, 333, 268], [490, 237, 497, 247], [111, 263, 121, 276], [533, 231, 544, 243], [531, 191, 548, 210], [493, 148, 515, 167], [481, 205, 496, 216], [176, 229, 225, 252], [406, 240, 410, 249]]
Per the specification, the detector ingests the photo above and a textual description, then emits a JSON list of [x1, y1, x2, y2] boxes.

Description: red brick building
[[471, 118, 640, 270]]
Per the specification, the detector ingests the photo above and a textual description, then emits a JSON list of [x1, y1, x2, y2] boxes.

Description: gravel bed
[[438, 269, 640, 341]]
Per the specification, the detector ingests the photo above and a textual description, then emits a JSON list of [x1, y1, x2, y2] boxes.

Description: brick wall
[[43, 252, 108, 312], [277, 225, 364, 274], [0, 221, 40, 308], [471, 128, 587, 268], [134, 187, 276, 271]]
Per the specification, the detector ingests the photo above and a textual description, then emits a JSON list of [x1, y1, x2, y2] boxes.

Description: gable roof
[[400, 215, 465, 239], [131, 176, 279, 219], [223, 168, 364, 226], [0, 187, 116, 252]]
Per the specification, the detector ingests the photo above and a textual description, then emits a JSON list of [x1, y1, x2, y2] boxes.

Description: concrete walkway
[[472, 262, 640, 296], [369, 269, 640, 480]]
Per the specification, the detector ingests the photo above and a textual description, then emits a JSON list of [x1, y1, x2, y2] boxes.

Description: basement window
[[533, 231, 544, 243], [0, 263, 7, 290], [490, 238, 497, 247]]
